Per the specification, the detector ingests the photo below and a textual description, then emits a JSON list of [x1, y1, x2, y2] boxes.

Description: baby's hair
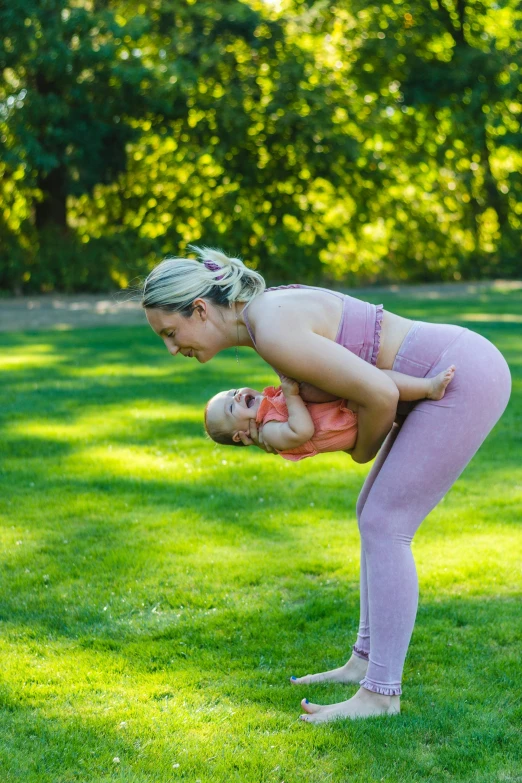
[[141, 245, 266, 316], [204, 396, 247, 448]]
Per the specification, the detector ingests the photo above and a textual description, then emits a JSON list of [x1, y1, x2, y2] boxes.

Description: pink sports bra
[[241, 284, 383, 368]]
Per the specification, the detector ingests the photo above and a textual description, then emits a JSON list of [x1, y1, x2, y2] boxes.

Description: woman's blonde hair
[[141, 245, 266, 315]]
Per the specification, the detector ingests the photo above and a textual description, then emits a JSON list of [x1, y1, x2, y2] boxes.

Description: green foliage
[[28, 226, 165, 292], [0, 292, 521, 780], [0, 0, 521, 291]]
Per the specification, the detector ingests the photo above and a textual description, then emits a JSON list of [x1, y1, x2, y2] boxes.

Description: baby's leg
[[383, 366, 455, 402]]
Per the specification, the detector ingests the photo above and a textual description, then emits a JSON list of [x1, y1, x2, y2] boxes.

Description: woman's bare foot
[[299, 687, 400, 723], [289, 654, 368, 687], [427, 365, 456, 400]]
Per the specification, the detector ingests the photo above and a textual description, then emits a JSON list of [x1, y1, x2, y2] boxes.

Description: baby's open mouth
[[245, 394, 255, 408]]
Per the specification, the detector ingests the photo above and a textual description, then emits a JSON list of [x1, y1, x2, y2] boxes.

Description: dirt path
[[0, 293, 146, 332], [0, 280, 520, 333]]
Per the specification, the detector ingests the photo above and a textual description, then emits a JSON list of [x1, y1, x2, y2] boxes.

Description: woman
[[142, 246, 511, 723]]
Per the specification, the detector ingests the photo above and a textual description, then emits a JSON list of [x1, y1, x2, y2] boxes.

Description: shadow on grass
[[0, 313, 520, 625], [0, 591, 520, 783], [0, 306, 520, 780]]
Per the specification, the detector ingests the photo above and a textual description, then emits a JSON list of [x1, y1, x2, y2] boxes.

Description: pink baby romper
[[256, 385, 358, 461]]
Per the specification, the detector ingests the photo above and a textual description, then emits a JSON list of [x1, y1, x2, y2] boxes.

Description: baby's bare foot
[[428, 365, 456, 400], [290, 654, 368, 687]]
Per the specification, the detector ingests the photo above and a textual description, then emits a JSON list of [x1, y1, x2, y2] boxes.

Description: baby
[[204, 366, 456, 461]]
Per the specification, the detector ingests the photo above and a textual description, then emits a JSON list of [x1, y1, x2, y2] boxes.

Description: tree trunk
[[33, 64, 69, 232], [35, 164, 68, 231]]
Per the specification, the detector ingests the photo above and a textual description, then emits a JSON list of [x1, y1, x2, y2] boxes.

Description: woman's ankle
[[359, 687, 401, 712], [351, 645, 370, 662]]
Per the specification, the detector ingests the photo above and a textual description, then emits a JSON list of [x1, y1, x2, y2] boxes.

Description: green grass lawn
[[1, 288, 521, 783]]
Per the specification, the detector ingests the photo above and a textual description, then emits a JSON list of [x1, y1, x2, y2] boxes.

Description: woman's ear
[[192, 298, 208, 321]]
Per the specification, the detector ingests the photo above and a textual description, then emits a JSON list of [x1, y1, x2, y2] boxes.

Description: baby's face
[[207, 387, 264, 442]]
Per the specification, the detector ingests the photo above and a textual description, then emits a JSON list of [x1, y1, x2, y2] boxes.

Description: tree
[[0, 0, 278, 289], [327, 0, 522, 278], [1, 0, 520, 291]]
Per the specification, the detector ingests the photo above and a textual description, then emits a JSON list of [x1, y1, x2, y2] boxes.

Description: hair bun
[[142, 245, 266, 314], [203, 259, 225, 279]]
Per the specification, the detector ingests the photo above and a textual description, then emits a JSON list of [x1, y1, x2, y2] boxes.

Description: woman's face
[[146, 299, 224, 364]]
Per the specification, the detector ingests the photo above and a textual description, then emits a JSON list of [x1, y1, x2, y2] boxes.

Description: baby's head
[[205, 387, 264, 446]]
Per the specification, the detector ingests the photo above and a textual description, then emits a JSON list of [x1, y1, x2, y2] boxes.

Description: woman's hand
[[237, 420, 278, 453], [256, 328, 400, 464]]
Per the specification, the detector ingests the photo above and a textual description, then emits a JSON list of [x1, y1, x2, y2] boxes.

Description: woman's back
[[243, 285, 413, 371]]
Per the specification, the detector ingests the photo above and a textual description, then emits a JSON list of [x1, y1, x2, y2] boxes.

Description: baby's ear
[[233, 431, 251, 446]]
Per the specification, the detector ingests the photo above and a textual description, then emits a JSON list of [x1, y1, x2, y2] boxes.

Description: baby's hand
[[280, 374, 300, 397], [237, 421, 278, 454]]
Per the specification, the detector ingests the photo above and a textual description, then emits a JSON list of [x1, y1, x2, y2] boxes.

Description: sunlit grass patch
[[0, 291, 521, 782], [0, 345, 63, 372]]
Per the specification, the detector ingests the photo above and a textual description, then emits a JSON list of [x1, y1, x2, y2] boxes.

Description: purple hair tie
[[204, 259, 225, 280]]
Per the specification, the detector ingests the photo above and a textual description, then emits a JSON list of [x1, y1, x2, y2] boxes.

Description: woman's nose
[[234, 390, 241, 402], [166, 342, 180, 357]]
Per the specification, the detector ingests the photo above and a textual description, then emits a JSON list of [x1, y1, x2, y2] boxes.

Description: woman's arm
[[261, 376, 315, 451], [298, 382, 339, 403], [256, 327, 399, 464]]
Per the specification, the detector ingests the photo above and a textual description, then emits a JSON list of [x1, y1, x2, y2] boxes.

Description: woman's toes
[[290, 675, 304, 685], [300, 711, 328, 722], [301, 698, 324, 714], [290, 673, 321, 685], [299, 710, 335, 724]]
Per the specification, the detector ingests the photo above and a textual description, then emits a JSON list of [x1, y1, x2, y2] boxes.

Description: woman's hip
[[393, 321, 511, 420], [392, 321, 464, 377]]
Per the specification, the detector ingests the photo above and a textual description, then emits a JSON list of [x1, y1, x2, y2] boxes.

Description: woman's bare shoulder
[[245, 288, 300, 318], [244, 288, 341, 341]]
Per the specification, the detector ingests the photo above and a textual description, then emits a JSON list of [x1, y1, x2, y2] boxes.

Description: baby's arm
[[261, 376, 315, 451], [383, 366, 455, 402]]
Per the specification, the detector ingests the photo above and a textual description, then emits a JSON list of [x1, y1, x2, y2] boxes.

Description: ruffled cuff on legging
[[360, 676, 402, 696], [352, 645, 369, 661], [370, 305, 384, 366]]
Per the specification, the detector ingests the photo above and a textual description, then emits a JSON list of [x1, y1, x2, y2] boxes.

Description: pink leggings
[[352, 322, 512, 696]]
